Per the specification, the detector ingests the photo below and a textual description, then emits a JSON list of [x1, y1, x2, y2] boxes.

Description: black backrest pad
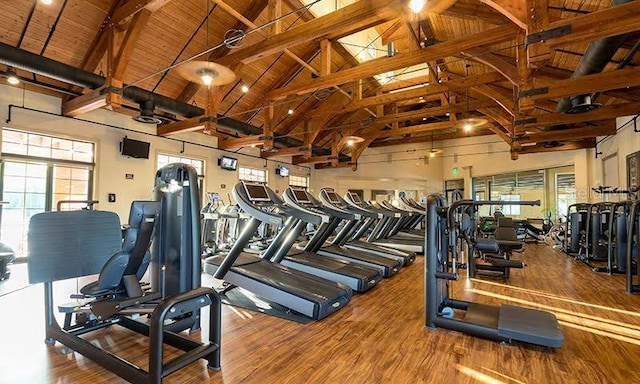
[[28, 210, 122, 284], [123, 201, 160, 276]]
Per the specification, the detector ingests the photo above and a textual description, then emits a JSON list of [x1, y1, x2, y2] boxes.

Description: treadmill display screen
[[326, 191, 341, 204], [292, 189, 310, 204], [244, 183, 270, 201], [349, 193, 362, 204]]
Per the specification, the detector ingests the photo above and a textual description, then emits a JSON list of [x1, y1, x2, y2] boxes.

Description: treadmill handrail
[[282, 188, 332, 224], [319, 188, 375, 219], [343, 193, 383, 219]]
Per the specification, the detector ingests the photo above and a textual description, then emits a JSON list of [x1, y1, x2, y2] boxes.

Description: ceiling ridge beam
[[217, 0, 402, 67]]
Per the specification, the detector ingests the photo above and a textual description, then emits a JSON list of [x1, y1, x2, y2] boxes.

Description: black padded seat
[[79, 201, 160, 298]]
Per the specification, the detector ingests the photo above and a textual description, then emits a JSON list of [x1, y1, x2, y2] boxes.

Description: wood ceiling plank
[[267, 24, 518, 100], [112, 9, 151, 80]]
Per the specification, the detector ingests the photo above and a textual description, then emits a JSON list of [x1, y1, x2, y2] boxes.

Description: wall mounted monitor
[[292, 189, 310, 204], [243, 183, 270, 202], [276, 166, 290, 177], [326, 191, 341, 205], [219, 156, 238, 171], [349, 192, 362, 204], [121, 137, 150, 159]]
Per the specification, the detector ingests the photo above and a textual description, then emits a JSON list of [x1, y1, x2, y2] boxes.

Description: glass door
[[1, 161, 48, 258], [0, 161, 92, 258]]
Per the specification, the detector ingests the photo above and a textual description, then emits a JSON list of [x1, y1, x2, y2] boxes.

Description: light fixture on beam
[[345, 136, 365, 146], [6, 67, 19, 85], [176, 61, 236, 87]]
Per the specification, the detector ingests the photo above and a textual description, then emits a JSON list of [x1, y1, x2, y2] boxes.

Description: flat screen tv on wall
[[218, 156, 238, 171], [120, 137, 150, 159]]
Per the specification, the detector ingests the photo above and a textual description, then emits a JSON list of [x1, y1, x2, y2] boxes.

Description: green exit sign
[[452, 167, 459, 176]]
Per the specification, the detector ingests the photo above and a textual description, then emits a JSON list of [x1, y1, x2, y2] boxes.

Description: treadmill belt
[[221, 287, 312, 324]]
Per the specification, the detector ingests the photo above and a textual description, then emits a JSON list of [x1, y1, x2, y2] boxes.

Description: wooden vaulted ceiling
[[2, 0, 640, 169]]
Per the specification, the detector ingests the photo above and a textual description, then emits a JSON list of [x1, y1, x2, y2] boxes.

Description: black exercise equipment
[[465, 215, 526, 279], [151, 163, 202, 297], [27, 204, 221, 384], [424, 195, 564, 348], [626, 201, 640, 293], [317, 188, 416, 267], [204, 181, 352, 320], [563, 203, 591, 255]]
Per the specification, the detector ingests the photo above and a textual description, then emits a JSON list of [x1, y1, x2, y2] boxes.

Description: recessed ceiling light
[[287, 108, 294, 115], [241, 84, 249, 93], [41, 0, 53, 5]]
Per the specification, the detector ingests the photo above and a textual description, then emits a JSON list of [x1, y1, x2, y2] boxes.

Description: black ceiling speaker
[[133, 100, 163, 124], [543, 141, 564, 148], [565, 95, 601, 114]]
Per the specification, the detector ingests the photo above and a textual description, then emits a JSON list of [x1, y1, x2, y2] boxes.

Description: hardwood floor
[[1, 244, 640, 383]]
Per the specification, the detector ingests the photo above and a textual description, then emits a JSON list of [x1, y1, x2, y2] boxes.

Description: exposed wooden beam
[[292, 155, 338, 165], [310, 72, 505, 117], [527, 1, 640, 49], [268, 0, 282, 35], [157, 116, 216, 136], [111, 0, 171, 25], [472, 84, 515, 116], [112, 9, 151, 80], [368, 129, 495, 147], [320, 39, 332, 76], [79, 0, 127, 73], [515, 139, 595, 154], [459, 48, 517, 85], [478, 0, 527, 29], [267, 25, 518, 100], [514, 102, 640, 130], [218, 134, 273, 150], [514, 124, 616, 144], [526, 0, 550, 65], [63, 88, 108, 117], [365, 120, 457, 139], [524, 66, 640, 102], [379, 19, 403, 45], [261, 146, 311, 158], [217, 0, 402, 67]]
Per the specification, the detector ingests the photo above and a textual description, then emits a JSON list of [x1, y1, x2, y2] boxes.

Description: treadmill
[[317, 188, 416, 266], [395, 197, 426, 238], [261, 187, 382, 293], [285, 188, 402, 278], [203, 182, 352, 320], [344, 193, 424, 253]]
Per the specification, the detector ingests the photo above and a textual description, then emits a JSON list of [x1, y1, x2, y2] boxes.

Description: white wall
[[592, 115, 640, 201], [0, 84, 311, 221], [309, 141, 444, 200]]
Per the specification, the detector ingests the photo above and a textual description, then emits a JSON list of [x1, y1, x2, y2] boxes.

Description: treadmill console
[[349, 192, 362, 204], [292, 189, 311, 204], [326, 191, 341, 205], [243, 182, 271, 202]]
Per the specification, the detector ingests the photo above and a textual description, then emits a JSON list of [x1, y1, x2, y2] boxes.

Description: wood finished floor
[[1, 244, 640, 383]]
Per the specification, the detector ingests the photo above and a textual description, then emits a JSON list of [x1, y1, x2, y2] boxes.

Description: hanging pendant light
[[456, 62, 487, 132]]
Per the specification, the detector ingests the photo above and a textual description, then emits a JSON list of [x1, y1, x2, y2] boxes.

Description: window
[[556, 173, 576, 219], [157, 154, 204, 176], [239, 166, 267, 183], [499, 194, 521, 216], [289, 174, 309, 188], [1, 129, 95, 258]]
